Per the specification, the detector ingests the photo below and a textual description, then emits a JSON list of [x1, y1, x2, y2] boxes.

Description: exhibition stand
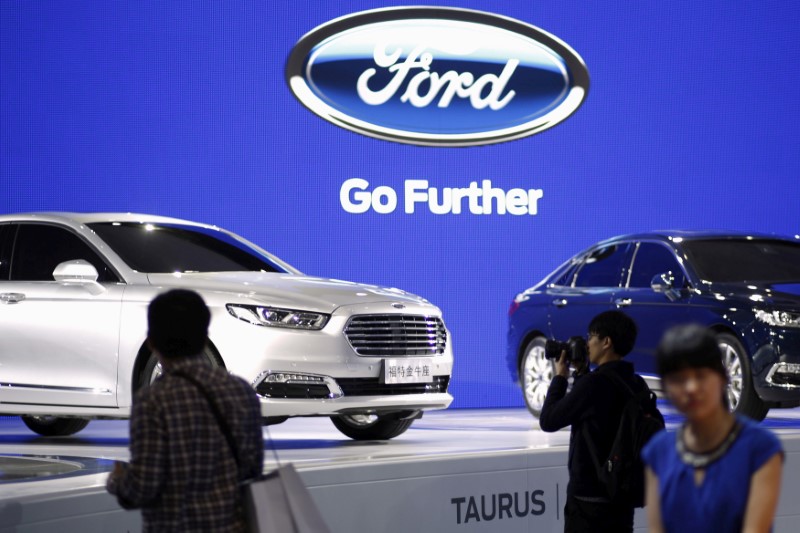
[[1, 409, 799, 533]]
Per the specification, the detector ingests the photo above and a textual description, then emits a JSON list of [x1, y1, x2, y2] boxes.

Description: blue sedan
[[508, 231, 800, 420]]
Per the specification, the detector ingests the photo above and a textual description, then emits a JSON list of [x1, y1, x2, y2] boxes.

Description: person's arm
[[742, 452, 783, 533], [645, 467, 664, 533], [538, 351, 593, 432], [109, 395, 168, 508], [239, 388, 265, 480]]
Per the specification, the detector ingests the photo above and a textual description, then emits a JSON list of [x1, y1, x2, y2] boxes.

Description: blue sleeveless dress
[[642, 416, 782, 533]]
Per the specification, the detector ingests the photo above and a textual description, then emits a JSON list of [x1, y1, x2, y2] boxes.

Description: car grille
[[344, 315, 447, 356], [337, 376, 450, 396]]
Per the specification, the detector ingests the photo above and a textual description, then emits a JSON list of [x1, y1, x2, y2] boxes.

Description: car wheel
[[137, 346, 222, 390], [520, 337, 553, 417], [20, 415, 90, 437], [330, 413, 415, 440], [717, 332, 769, 421]]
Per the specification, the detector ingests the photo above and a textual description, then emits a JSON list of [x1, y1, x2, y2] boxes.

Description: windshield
[[89, 222, 291, 274], [682, 239, 800, 283]]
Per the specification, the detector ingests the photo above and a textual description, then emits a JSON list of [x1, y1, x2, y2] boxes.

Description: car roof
[[0, 212, 215, 229], [0, 211, 302, 276], [594, 229, 800, 247]]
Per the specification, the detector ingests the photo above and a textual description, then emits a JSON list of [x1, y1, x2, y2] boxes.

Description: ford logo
[[286, 7, 589, 147]]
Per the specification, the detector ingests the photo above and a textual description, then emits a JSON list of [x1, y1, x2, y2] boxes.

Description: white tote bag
[[244, 463, 331, 533]]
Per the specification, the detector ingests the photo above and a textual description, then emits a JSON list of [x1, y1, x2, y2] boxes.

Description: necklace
[[676, 419, 742, 468]]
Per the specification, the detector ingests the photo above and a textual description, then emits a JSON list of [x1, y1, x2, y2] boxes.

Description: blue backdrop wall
[[2, 1, 799, 408]]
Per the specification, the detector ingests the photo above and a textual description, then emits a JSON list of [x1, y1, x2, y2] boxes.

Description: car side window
[[10, 224, 118, 282], [0, 224, 13, 280], [628, 242, 687, 288], [573, 244, 630, 287], [551, 262, 580, 287]]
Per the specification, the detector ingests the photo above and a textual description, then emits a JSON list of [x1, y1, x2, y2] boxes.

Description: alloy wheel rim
[[720, 341, 743, 410], [30, 416, 57, 424], [343, 414, 378, 427], [523, 343, 552, 412]]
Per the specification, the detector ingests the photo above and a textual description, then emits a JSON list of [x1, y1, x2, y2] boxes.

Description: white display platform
[[1, 407, 799, 532]]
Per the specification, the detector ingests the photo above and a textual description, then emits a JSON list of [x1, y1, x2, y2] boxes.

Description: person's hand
[[106, 460, 125, 494], [554, 350, 570, 378], [109, 461, 124, 481], [572, 356, 589, 377]]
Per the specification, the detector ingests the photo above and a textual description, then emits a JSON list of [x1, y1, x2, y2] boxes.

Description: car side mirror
[[650, 272, 674, 293], [53, 259, 99, 282], [651, 271, 684, 301]]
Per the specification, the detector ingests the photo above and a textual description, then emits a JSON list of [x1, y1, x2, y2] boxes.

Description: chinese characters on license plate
[[382, 358, 433, 384]]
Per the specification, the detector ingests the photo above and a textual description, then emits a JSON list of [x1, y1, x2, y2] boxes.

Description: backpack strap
[[580, 419, 606, 478]]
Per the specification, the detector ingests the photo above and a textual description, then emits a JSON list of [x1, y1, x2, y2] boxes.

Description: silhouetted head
[[148, 289, 210, 359]]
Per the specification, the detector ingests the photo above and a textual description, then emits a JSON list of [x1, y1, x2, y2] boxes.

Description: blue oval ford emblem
[[286, 7, 589, 147]]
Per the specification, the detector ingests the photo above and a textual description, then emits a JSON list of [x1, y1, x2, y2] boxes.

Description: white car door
[[0, 223, 123, 408]]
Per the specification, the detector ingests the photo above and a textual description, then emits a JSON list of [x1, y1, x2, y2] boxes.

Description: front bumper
[[252, 370, 452, 417], [257, 391, 454, 417], [752, 329, 800, 404], [213, 301, 455, 418]]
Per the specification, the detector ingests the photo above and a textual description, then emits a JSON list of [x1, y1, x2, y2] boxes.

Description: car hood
[[707, 281, 800, 308], [146, 272, 432, 313]]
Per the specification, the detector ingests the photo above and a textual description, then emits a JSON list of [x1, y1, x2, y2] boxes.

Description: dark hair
[[147, 289, 210, 359], [655, 324, 728, 380], [588, 310, 638, 357]]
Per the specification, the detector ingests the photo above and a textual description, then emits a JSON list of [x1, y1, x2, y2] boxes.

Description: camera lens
[[544, 339, 566, 360]]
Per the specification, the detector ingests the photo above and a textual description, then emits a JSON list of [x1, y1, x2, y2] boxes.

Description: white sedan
[[0, 213, 453, 440]]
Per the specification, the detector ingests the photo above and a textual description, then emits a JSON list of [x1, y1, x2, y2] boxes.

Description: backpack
[[582, 371, 665, 507]]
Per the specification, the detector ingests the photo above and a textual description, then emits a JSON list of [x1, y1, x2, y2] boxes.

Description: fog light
[[254, 371, 343, 399], [265, 373, 324, 383], [774, 363, 800, 374]]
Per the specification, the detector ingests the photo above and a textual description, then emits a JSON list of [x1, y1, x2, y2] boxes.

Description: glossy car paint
[[508, 231, 800, 418], [0, 213, 453, 423]]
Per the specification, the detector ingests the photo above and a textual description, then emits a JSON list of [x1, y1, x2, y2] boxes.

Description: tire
[[21, 415, 90, 437], [520, 336, 554, 418], [331, 413, 415, 440], [136, 346, 221, 390], [717, 332, 769, 421]]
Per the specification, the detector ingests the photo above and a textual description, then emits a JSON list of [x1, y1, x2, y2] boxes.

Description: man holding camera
[[539, 310, 658, 532]]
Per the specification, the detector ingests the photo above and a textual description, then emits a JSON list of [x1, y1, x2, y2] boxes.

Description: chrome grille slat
[[349, 341, 438, 345], [349, 336, 439, 341], [347, 324, 436, 327], [344, 314, 447, 356]]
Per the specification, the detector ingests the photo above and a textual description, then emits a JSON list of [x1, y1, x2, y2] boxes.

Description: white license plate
[[382, 358, 434, 384]]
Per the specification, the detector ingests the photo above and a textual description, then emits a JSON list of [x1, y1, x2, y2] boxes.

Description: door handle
[[0, 293, 25, 304], [614, 298, 632, 307], [552, 298, 568, 307]]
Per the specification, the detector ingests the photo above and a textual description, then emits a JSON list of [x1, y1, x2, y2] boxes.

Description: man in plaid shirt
[[107, 289, 264, 532]]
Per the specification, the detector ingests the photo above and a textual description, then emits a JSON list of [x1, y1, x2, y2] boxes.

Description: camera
[[544, 336, 588, 365]]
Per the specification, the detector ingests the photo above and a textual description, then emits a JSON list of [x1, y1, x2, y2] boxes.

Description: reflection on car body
[[508, 231, 800, 421], [0, 213, 453, 440]]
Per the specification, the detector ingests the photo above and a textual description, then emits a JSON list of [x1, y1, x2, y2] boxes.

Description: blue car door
[[612, 241, 691, 377]]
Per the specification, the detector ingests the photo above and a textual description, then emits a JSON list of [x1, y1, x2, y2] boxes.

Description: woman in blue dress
[[642, 324, 783, 533]]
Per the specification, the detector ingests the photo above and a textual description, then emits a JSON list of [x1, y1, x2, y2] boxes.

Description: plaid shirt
[[108, 355, 264, 532]]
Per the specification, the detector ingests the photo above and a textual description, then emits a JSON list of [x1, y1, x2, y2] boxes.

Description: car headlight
[[754, 309, 800, 328], [226, 304, 330, 330]]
